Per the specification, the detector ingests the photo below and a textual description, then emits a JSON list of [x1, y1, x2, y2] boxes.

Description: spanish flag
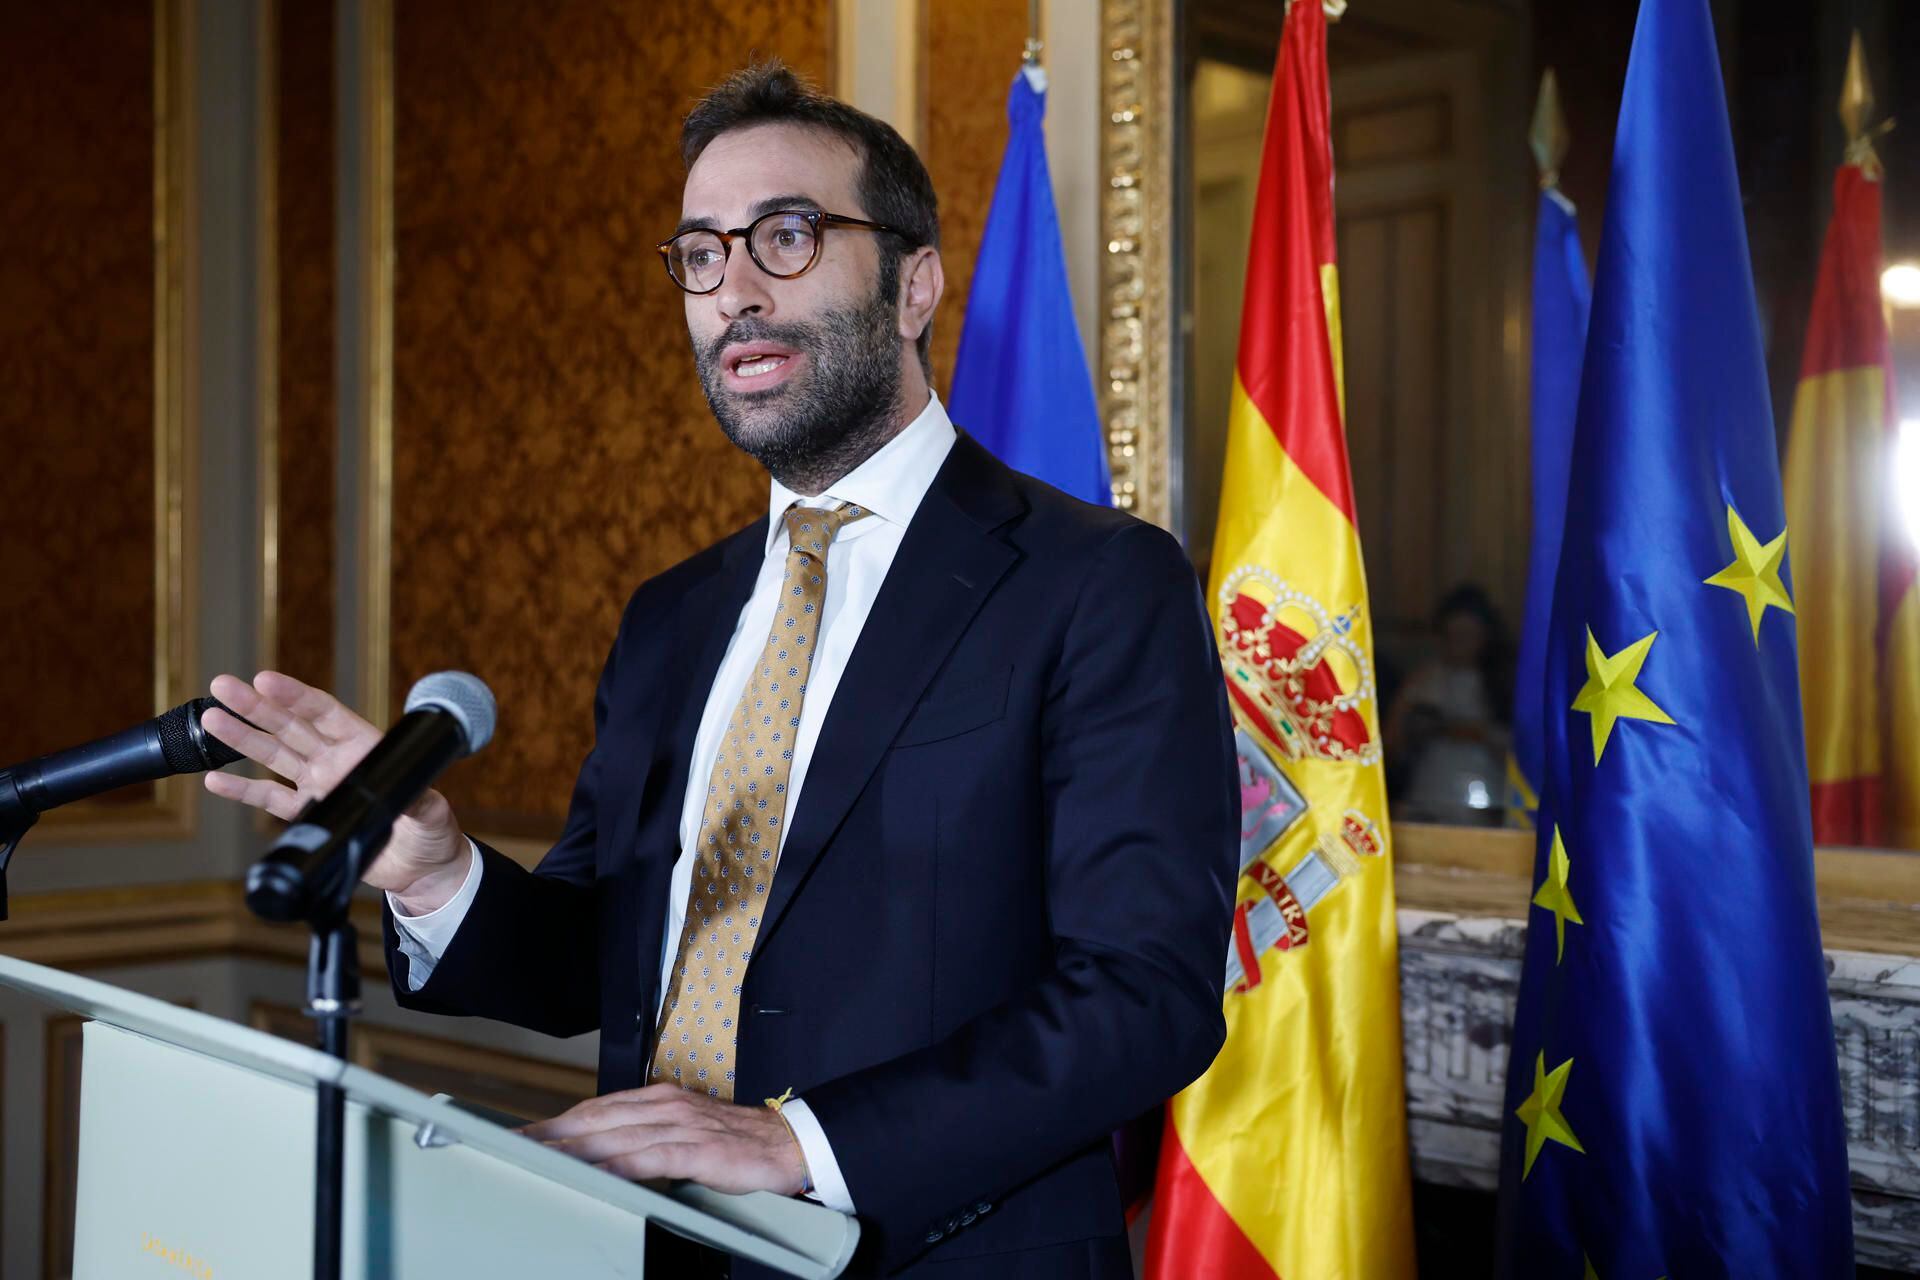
[[1144, 3, 1414, 1276], [1782, 131, 1920, 847]]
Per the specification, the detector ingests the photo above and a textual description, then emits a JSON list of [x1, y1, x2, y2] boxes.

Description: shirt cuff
[[778, 1098, 855, 1214], [386, 838, 483, 989]]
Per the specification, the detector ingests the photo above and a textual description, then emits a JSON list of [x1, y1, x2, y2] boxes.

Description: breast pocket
[[892, 665, 1012, 748]]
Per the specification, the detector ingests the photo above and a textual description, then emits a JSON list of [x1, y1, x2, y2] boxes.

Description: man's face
[[677, 123, 905, 485]]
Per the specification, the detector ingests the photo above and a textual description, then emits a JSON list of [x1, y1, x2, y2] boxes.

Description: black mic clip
[[0, 771, 32, 923]]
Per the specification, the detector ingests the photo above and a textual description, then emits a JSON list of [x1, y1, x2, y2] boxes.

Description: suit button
[[975, 1201, 993, 1214], [959, 1211, 976, 1226], [924, 1230, 943, 1244]]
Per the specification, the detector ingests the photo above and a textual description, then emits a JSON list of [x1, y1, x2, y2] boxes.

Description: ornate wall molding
[[1399, 910, 1920, 1273], [356, 0, 395, 728], [256, 0, 280, 685], [0, 881, 386, 973], [257, 0, 340, 697], [1098, 0, 1176, 532]]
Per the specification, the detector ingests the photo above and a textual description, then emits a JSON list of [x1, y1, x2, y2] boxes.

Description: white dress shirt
[[389, 392, 959, 1215]]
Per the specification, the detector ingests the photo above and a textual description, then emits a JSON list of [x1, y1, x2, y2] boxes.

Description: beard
[[692, 267, 906, 494]]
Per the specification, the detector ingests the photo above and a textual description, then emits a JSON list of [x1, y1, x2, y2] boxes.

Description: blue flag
[[1509, 188, 1591, 821], [1496, 1, 1854, 1276], [949, 68, 1110, 506]]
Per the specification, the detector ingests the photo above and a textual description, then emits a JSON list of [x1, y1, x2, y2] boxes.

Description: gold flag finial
[[1530, 69, 1570, 189], [1840, 30, 1872, 143], [1838, 30, 1893, 176]]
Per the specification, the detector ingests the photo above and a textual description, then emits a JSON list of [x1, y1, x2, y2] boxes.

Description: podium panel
[[76, 1020, 652, 1277], [0, 955, 856, 1279]]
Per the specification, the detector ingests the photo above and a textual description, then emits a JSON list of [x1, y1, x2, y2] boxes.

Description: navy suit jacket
[[383, 431, 1239, 1277]]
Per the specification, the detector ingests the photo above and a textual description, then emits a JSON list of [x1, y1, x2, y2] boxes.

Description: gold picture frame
[[1098, 0, 1177, 532]]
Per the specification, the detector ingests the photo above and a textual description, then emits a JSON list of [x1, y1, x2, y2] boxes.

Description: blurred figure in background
[[1386, 584, 1514, 825]]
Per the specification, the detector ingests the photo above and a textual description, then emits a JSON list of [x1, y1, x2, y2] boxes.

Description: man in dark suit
[[204, 61, 1236, 1279]]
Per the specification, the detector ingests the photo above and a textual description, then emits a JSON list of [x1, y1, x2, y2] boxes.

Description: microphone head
[[156, 701, 213, 773], [183, 697, 248, 771], [404, 671, 497, 755]]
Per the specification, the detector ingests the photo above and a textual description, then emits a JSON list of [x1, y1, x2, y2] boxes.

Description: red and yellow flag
[[1783, 150, 1920, 846], [1145, 4, 1414, 1276]]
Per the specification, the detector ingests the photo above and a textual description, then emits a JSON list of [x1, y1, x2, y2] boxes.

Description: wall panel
[[0, 5, 159, 790], [923, 0, 1029, 400], [385, 4, 833, 834], [253, 1003, 596, 1120]]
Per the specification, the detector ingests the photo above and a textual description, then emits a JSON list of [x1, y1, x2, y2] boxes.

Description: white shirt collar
[[763, 392, 958, 552]]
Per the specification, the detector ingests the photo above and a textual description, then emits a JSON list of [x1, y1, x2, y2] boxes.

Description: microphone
[[245, 671, 495, 925], [0, 697, 248, 817]]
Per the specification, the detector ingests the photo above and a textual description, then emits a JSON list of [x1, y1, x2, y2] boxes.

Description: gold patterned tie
[[650, 501, 870, 1099]]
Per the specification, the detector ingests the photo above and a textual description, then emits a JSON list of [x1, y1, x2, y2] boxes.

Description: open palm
[[200, 670, 466, 896]]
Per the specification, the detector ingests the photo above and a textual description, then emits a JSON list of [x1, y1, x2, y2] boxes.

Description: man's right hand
[[201, 671, 472, 914]]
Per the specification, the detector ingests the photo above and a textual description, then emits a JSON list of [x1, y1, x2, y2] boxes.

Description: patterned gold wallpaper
[[0, 5, 156, 780], [923, 0, 1029, 399], [389, 3, 832, 832], [272, 0, 337, 690]]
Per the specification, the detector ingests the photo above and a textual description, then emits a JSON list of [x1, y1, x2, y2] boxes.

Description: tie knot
[[782, 503, 868, 559]]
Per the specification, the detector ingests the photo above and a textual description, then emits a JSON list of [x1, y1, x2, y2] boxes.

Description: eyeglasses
[[657, 208, 903, 295]]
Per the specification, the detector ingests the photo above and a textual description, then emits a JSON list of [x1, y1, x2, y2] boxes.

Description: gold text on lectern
[[138, 1231, 213, 1278]]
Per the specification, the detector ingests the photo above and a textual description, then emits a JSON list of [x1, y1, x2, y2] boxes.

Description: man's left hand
[[521, 1084, 810, 1196]]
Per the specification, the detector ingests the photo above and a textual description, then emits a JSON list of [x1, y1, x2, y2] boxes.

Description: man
[[205, 62, 1236, 1279]]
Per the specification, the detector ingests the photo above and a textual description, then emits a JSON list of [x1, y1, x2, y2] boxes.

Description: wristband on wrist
[[764, 1087, 814, 1196]]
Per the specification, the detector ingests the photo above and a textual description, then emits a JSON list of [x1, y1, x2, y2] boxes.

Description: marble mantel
[[1393, 824, 1920, 1272]]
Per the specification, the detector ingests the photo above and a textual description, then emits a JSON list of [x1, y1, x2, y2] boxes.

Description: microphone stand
[[306, 904, 359, 1280], [250, 838, 367, 1280]]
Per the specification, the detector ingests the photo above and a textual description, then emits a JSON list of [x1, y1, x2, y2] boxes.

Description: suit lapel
[[758, 435, 1026, 948], [654, 520, 767, 836]]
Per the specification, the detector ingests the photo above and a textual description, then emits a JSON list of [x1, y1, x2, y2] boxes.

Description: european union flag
[[1496, 1, 1854, 1276], [948, 68, 1110, 506], [1509, 182, 1592, 822]]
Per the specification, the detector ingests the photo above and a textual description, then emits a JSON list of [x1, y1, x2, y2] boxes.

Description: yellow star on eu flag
[[1515, 1051, 1585, 1178], [1703, 505, 1794, 643], [1531, 825, 1584, 964], [1571, 629, 1675, 764]]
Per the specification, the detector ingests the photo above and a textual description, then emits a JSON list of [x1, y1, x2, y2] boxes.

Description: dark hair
[[681, 60, 940, 376], [1434, 582, 1515, 723]]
